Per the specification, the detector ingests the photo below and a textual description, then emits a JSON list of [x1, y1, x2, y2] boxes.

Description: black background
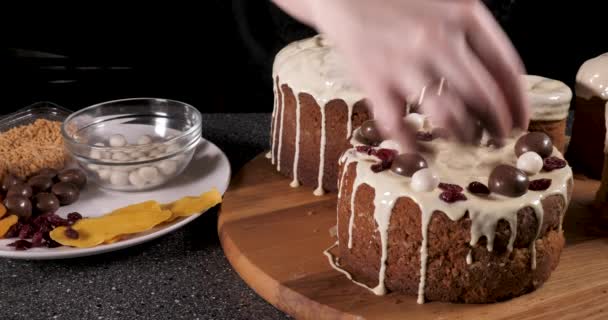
[[4, 1, 607, 114]]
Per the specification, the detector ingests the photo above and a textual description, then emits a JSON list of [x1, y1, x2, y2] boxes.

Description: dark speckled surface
[[0, 113, 291, 320]]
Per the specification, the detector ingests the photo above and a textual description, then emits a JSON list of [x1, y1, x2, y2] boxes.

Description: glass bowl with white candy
[[62, 98, 202, 191]]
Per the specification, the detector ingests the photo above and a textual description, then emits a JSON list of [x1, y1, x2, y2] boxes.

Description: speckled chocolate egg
[[4, 195, 32, 219], [34, 192, 60, 213], [391, 153, 428, 177], [57, 169, 87, 190], [359, 120, 383, 144], [488, 165, 529, 197], [514, 132, 553, 158], [51, 182, 80, 206]]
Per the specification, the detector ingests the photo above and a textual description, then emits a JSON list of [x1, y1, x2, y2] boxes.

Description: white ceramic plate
[[0, 139, 231, 260]]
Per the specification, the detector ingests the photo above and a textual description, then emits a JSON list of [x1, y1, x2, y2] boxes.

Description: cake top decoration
[[575, 53, 608, 100], [273, 35, 364, 106], [523, 75, 572, 121]]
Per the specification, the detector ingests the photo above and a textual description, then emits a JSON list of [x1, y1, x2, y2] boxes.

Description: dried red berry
[[467, 181, 490, 195], [439, 191, 467, 203], [67, 212, 83, 222], [374, 148, 397, 162], [31, 232, 44, 247], [46, 239, 61, 248], [64, 228, 79, 239], [438, 183, 464, 193], [47, 213, 69, 227], [543, 156, 567, 171], [416, 132, 434, 141], [356, 145, 374, 155], [8, 239, 32, 250], [529, 178, 552, 191], [18, 224, 32, 240]]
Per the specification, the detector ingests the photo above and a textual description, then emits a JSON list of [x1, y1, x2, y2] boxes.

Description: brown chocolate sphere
[[27, 175, 53, 194], [37, 168, 59, 179], [1, 174, 23, 193], [359, 120, 383, 144], [488, 165, 530, 197], [51, 182, 80, 205], [6, 183, 33, 199], [514, 132, 553, 158], [390, 153, 428, 177], [34, 192, 60, 213], [4, 195, 32, 219], [57, 169, 87, 190]]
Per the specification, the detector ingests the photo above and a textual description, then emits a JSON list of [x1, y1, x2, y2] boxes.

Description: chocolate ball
[[58, 169, 87, 190], [34, 192, 60, 213], [1, 174, 23, 193], [51, 182, 80, 205], [390, 153, 428, 177], [488, 165, 530, 197], [359, 120, 383, 144], [3, 195, 32, 219], [27, 175, 53, 194], [6, 183, 33, 199], [37, 168, 59, 179], [514, 132, 553, 158]]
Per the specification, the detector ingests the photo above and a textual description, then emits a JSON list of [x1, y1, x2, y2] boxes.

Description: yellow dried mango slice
[[0, 203, 6, 219], [0, 215, 18, 238], [165, 188, 222, 221], [107, 200, 161, 217], [50, 208, 171, 248]]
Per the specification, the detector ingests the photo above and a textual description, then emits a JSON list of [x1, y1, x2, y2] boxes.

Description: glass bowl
[[62, 98, 202, 191]]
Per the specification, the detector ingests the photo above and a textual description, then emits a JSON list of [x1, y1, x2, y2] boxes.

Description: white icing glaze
[[605, 101, 608, 153], [313, 105, 327, 196], [290, 94, 302, 188], [466, 250, 473, 265], [523, 75, 572, 121], [270, 80, 279, 165], [271, 35, 366, 194], [517, 151, 544, 176], [329, 130, 572, 303], [576, 53, 608, 100]]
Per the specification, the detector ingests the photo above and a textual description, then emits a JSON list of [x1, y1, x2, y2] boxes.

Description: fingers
[[466, 3, 530, 129], [430, 37, 512, 141], [420, 88, 477, 143]]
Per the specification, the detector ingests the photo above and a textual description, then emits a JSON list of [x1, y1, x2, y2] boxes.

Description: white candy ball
[[110, 171, 129, 186], [98, 169, 112, 181], [87, 164, 100, 170], [147, 149, 162, 158], [111, 151, 130, 161], [517, 151, 543, 176], [138, 166, 159, 182], [90, 149, 102, 160], [94, 142, 105, 147], [166, 143, 181, 154], [130, 151, 145, 159], [155, 145, 168, 153], [158, 160, 178, 176], [109, 134, 127, 147], [137, 135, 152, 145], [404, 113, 427, 131], [128, 171, 147, 187], [410, 168, 439, 192]]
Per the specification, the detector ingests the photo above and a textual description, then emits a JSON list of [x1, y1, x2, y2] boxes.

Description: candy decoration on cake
[[269, 35, 372, 195], [522, 75, 572, 153], [326, 121, 573, 303], [567, 53, 608, 178]]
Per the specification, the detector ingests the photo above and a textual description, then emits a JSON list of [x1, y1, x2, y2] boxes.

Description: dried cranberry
[[529, 178, 552, 191], [46, 239, 61, 248], [439, 191, 468, 203], [371, 161, 391, 173], [374, 148, 397, 162], [31, 232, 44, 247], [416, 131, 434, 141], [356, 145, 374, 155], [64, 228, 79, 239], [543, 156, 567, 171], [438, 183, 464, 193], [67, 212, 83, 223], [8, 239, 32, 250], [18, 224, 33, 240], [47, 213, 69, 227], [467, 181, 490, 195]]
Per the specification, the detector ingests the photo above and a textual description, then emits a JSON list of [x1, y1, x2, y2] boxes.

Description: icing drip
[[270, 79, 279, 165], [523, 75, 572, 121], [290, 94, 302, 188], [313, 106, 327, 196], [330, 131, 572, 303], [346, 103, 354, 139], [265, 151, 271, 159], [575, 53, 608, 100], [466, 250, 473, 265], [277, 84, 286, 172]]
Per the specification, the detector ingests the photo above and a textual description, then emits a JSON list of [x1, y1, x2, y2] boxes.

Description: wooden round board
[[218, 153, 608, 320]]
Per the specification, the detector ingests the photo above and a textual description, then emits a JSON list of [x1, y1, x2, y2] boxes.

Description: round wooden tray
[[218, 153, 608, 320]]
